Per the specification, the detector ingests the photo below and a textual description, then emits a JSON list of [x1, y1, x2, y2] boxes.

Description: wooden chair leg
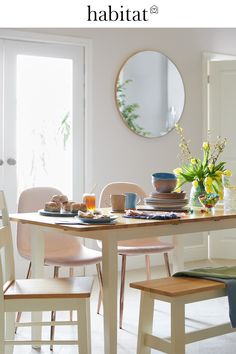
[[96, 263, 103, 314], [145, 255, 151, 280], [69, 267, 74, 321], [15, 261, 32, 334], [50, 266, 60, 351], [163, 252, 171, 276], [119, 254, 127, 329]]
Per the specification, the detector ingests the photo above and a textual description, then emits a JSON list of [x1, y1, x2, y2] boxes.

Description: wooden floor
[[11, 259, 236, 353]]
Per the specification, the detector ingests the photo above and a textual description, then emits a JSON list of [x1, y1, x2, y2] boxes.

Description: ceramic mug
[[110, 194, 126, 212], [125, 192, 140, 210]]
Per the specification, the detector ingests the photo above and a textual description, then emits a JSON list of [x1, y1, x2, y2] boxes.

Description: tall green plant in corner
[[117, 79, 150, 137]]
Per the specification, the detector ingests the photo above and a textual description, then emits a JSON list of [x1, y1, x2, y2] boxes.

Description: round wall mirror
[[115, 51, 185, 138]]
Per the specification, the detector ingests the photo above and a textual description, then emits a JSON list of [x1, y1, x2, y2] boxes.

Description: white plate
[[144, 201, 188, 208], [142, 205, 189, 211], [77, 215, 118, 224], [145, 198, 188, 204]]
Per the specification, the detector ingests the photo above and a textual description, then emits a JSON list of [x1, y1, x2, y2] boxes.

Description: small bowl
[[152, 172, 177, 193], [198, 193, 219, 209]]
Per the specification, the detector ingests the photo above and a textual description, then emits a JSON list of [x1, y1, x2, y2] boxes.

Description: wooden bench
[[130, 276, 236, 354]]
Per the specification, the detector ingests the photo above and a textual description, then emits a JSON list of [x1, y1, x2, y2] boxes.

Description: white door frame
[[202, 52, 236, 139], [0, 29, 93, 201], [202, 52, 236, 258]]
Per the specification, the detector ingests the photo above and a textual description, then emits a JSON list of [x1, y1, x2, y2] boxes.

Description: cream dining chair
[[97, 182, 174, 329], [0, 190, 93, 353], [16, 186, 103, 350]]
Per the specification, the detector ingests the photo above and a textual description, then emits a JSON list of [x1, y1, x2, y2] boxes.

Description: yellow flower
[[204, 176, 213, 186], [223, 169, 232, 177], [202, 142, 210, 151], [204, 176, 214, 193], [219, 190, 223, 200], [215, 175, 222, 182], [215, 171, 223, 177], [173, 167, 182, 175], [191, 158, 197, 165], [208, 164, 214, 172], [175, 123, 183, 132], [174, 178, 182, 192], [205, 184, 214, 193], [192, 180, 198, 187]]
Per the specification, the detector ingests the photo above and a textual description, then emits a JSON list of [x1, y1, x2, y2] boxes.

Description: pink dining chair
[[98, 182, 174, 329], [16, 186, 103, 351]]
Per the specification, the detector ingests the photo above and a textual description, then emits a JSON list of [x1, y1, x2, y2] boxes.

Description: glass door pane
[[16, 55, 73, 198]]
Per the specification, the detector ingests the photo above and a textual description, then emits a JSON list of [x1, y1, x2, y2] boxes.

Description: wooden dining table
[[10, 207, 236, 354]]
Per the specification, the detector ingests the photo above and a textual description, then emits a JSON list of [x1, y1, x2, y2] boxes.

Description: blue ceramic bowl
[[152, 173, 177, 180], [152, 173, 177, 193]]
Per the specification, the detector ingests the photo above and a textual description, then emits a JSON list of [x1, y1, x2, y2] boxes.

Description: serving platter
[[39, 209, 77, 217]]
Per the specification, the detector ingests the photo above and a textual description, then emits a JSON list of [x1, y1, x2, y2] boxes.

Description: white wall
[[20, 28, 236, 197], [13, 28, 236, 274]]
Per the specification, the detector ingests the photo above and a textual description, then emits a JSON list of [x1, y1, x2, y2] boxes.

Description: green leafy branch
[[117, 80, 150, 137], [58, 112, 71, 149]]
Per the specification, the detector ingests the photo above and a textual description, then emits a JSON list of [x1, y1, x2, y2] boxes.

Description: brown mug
[[110, 194, 126, 212]]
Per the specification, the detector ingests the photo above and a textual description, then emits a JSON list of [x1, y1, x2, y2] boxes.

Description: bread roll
[[71, 203, 87, 212], [60, 195, 69, 204], [51, 195, 61, 203], [64, 201, 74, 212], [45, 202, 60, 212]]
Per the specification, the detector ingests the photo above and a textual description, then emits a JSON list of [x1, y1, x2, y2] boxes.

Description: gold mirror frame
[[115, 50, 185, 138]]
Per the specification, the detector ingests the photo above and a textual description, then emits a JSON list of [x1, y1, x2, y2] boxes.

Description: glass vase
[[190, 182, 206, 207]]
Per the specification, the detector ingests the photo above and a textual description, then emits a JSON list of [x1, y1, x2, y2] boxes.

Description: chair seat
[[130, 276, 226, 297], [4, 276, 93, 299], [117, 238, 174, 255], [21, 245, 102, 267]]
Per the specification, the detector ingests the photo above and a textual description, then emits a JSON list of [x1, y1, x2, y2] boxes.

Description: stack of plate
[[144, 191, 189, 211]]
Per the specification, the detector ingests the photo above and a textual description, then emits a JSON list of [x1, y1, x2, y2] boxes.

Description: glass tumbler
[[83, 193, 96, 211]]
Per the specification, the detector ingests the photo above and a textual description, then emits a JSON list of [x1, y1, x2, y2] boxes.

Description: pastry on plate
[[59, 195, 69, 204], [63, 201, 74, 212], [44, 201, 60, 212], [51, 195, 61, 203], [71, 203, 87, 212]]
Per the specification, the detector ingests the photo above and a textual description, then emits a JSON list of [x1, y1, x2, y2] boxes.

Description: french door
[[0, 38, 85, 211]]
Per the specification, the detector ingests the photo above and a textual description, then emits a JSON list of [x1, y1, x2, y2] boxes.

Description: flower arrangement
[[173, 124, 231, 199]]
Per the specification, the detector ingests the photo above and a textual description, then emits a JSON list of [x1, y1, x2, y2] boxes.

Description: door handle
[[0, 159, 3, 166], [7, 158, 16, 166]]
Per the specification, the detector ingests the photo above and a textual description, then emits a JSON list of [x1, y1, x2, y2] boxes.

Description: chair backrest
[[0, 191, 15, 300], [17, 187, 82, 260], [99, 182, 147, 208]]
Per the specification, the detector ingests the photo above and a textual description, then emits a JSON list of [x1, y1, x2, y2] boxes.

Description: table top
[[9, 206, 236, 232]]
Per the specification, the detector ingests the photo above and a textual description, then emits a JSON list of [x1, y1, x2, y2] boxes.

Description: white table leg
[[172, 235, 185, 273], [31, 225, 45, 347], [102, 237, 118, 354]]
